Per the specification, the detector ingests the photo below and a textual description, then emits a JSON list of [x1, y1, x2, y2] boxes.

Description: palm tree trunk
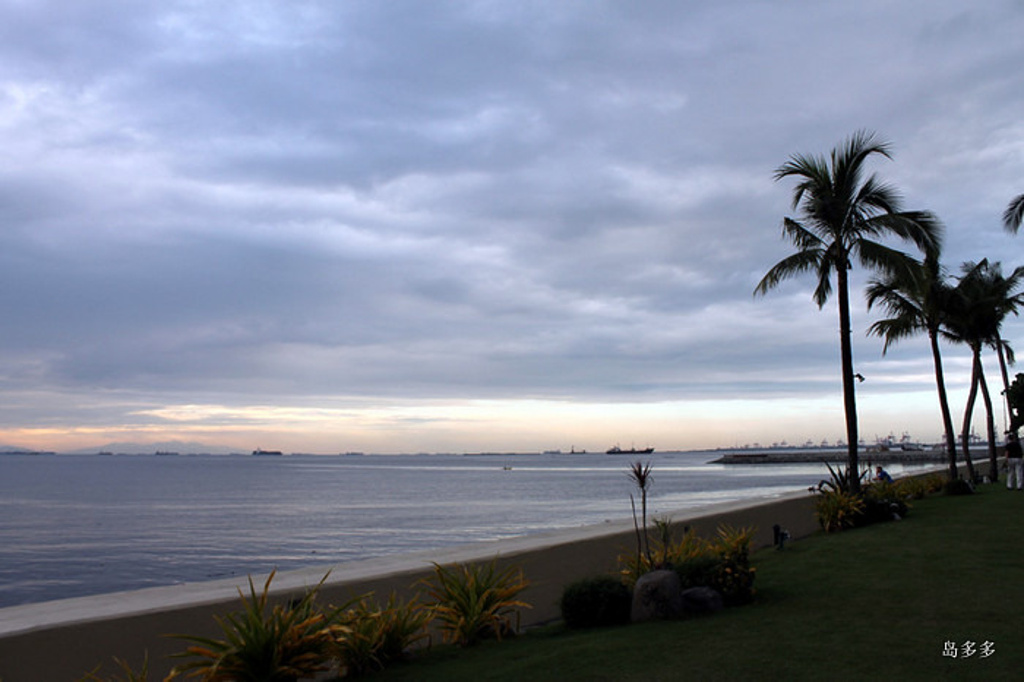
[[997, 336, 1012, 430], [929, 329, 958, 481], [837, 264, 860, 493], [997, 336, 1011, 395], [961, 352, 980, 483], [978, 358, 999, 482]]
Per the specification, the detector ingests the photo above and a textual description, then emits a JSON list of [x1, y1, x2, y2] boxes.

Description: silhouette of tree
[[1004, 193, 1024, 233], [867, 251, 958, 480], [755, 131, 941, 492], [944, 260, 1024, 481]]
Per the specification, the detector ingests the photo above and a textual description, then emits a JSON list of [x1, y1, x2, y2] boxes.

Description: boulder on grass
[[631, 569, 683, 622], [681, 586, 724, 615]]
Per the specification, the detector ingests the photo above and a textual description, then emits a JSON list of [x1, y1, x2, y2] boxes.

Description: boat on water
[[606, 445, 655, 455], [252, 448, 283, 456]]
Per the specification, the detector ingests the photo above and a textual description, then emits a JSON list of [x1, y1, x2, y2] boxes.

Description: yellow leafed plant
[[421, 560, 530, 647]]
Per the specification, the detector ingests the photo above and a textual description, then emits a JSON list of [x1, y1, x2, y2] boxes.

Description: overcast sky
[[2, 1, 1023, 454]]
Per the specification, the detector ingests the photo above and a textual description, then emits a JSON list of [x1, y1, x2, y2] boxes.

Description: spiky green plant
[[712, 524, 758, 605], [627, 461, 654, 565], [814, 461, 867, 494], [330, 592, 433, 677], [166, 571, 339, 681], [619, 523, 758, 605], [421, 560, 530, 647], [78, 654, 149, 682], [814, 489, 866, 532], [620, 521, 713, 584]]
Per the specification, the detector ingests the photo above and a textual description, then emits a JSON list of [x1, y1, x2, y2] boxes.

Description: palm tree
[[755, 131, 941, 493], [866, 252, 958, 480], [1004, 193, 1024, 233], [944, 260, 1024, 481]]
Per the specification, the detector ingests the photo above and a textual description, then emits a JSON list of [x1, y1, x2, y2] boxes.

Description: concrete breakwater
[[0, 490, 820, 681], [710, 450, 947, 464]]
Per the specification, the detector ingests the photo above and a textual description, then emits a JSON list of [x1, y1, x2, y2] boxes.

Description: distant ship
[[606, 445, 655, 455], [252, 448, 283, 456]]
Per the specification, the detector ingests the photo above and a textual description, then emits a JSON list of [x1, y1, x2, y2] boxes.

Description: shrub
[[560, 576, 631, 629], [893, 476, 928, 500], [814, 489, 865, 532], [621, 523, 757, 607], [923, 473, 947, 494], [167, 571, 337, 681], [709, 525, 757, 606], [79, 654, 149, 682], [814, 462, 866, 494], [621, 523, 713, 585], [945, 477, 975, 495], [861, 481, 910, 524], [373, 593, 434, 664], [330, 593, 433, 677], [673, 554, 721, 591], [421, 560, 530, 647]]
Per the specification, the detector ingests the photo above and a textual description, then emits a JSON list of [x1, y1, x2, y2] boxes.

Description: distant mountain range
[[0, 444, 51, 453], [63, 440, 242, 455]]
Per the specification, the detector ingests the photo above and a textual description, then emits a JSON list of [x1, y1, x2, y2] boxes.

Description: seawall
[[0, 490, 821, 680]]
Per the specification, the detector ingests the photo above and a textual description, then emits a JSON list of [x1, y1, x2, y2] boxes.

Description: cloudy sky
[[1, 1, 1023, 454]]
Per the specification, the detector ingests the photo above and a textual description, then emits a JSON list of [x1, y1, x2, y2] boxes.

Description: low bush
[[673, 554, 721, 591], [166, 571, 337, 681], [814, 489, 865, 532], [945, 477, 975, 495], [559, 576, 631, 629], [331, 593, 433, 677], [893, 476, 928, 500], [861, 481, 910, 524], [79, 654, 149, 682], [711, 525, 757, 606], [421, 560, 531, 647], [922, 473, 947, 494], [620, 523, 757, 607], [621, 523, 714, 585]]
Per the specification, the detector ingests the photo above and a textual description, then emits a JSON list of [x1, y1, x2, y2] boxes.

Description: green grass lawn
[[374, 483, 1024, 681]]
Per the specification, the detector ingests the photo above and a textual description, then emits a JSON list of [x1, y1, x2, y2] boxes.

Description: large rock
[[681, 586, 724, 615], [631, 570, 683, 622]]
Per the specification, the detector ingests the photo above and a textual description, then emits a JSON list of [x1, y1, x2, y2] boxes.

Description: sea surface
[[0, 451, 933, 608]]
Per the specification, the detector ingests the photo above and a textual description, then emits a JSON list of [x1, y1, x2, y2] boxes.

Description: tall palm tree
[[944, 260, 1024, 481], [974, 263, 1024, 437], [985, 265, 1024, 408], [755, 131, 942, 493], [866, 252, 958, 480], [1004, 193, 1024, 233]]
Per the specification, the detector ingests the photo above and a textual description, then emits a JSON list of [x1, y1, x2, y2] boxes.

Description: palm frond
[[781, 217, 825, 250], [864, 209, 943, 255], [1004, 193, 1024, 233], [854, 239, 919, 282], [774, 152, 830, 210], [753, 249, 823, 297], [868, 316, 921, 354], [812, 251, 835, 308], [852, 174, 902, 221], [832, 130, 892, 206]]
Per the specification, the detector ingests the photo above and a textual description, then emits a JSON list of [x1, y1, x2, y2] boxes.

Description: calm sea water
[[0, 451, 930, 608]]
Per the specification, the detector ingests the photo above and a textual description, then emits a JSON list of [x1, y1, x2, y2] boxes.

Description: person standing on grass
[[1005, 432, 1023, 490]]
